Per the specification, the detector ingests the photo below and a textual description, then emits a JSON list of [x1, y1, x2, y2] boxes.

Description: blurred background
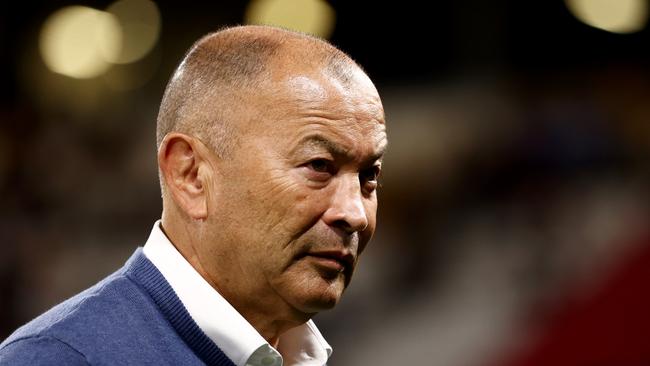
[[2, 1, 650, 365]]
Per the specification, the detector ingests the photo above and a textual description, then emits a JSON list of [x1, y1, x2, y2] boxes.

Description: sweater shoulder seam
[[2, 334, 89, 363], [36, 270, 130, 335]]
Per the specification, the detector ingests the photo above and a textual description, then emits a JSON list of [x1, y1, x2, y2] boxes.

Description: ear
[[158, 133, 212, 220]]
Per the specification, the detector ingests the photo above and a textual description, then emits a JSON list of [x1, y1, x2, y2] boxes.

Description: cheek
[[359, 189, 378, 221], [358, 199, 378, 252], [242, 174, 322, 238], [266, 168, 331, 212], [265, 184, 331, 236]]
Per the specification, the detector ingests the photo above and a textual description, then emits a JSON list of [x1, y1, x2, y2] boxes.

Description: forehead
[[267, 73, 387, 158]]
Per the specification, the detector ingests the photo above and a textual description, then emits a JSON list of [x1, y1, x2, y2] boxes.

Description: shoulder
[[9, 269, 136, 337], [0, 249, 203, 364], [0, 335, 88, 365], [2, 266, 153, 352]]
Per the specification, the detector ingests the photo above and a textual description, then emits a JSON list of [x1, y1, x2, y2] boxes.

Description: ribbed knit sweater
[[0, 249, 236, 365]]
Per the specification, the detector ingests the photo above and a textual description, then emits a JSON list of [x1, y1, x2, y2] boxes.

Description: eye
[[302, 159, 335, 182], [308, 159, 331, 173], [360, 166, 381, 192]]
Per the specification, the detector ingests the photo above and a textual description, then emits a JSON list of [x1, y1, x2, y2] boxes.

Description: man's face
[[203, 68, 386, 317]]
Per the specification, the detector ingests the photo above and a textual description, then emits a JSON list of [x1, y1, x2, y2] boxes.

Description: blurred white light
[[39, 6, 121, 79], [245, 0, 336, 39], [565, 0, 648, 34], [105, 0, 161, 64]]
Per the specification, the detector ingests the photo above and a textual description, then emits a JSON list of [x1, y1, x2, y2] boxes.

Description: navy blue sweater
[[0, 249, 236, 365]]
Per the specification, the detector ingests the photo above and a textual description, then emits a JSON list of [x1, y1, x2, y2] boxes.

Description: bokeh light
[[105, 0, 161, 64], [245, 0, 336, 39], [565, 0, 648, 34], [39, 6, 121, 79]]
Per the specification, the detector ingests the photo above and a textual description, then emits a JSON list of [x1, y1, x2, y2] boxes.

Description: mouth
[[303, 250, 355, 274]]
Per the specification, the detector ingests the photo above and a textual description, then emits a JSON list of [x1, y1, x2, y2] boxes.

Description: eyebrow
[[295, 135, 386, 163]]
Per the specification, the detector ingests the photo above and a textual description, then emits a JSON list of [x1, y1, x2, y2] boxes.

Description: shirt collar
[[142, 221, 332, 366]]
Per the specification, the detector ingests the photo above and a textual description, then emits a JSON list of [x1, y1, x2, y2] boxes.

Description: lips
[[306, 250, 355, 271]]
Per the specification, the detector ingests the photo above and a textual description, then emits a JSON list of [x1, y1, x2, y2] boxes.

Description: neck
[[236, 306, 310, 346]]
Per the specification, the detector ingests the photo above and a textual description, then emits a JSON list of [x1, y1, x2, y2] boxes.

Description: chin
[[294, 296, 339, 314], [276, 259, 348, 314], [303, 292, 340, 312], [299, 277, 347, 312]]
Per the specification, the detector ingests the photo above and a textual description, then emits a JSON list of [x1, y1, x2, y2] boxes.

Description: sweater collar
[[126, 248, 236, 366]]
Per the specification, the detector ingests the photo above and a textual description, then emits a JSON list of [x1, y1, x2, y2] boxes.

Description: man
[[0, 25, 387, 365]]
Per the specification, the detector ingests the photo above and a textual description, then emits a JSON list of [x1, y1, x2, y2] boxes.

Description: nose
[[322, 173, 369, 234]]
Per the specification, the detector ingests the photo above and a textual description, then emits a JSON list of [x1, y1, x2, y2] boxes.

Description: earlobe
[[158, 133, 209, 220]]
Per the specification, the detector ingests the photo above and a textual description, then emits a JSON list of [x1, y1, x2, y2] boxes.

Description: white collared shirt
[[142, 221, 332, 366]]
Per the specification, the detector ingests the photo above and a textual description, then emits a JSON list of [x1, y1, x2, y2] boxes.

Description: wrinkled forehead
[[281, 70, 384, 119], [244, 61, 386, 151], [276, 71, 387, 152]]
